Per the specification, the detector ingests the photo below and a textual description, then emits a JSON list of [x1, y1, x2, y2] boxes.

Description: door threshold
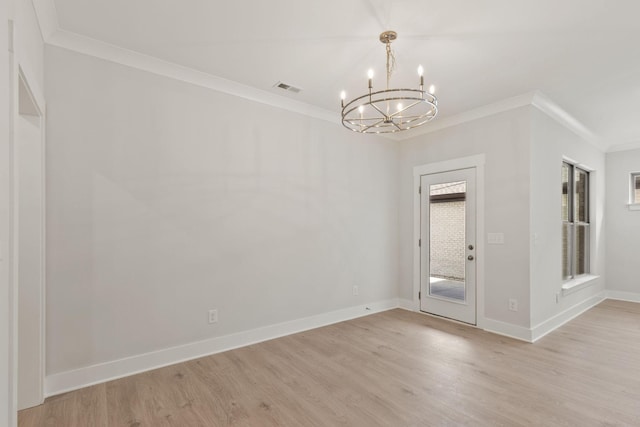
[[417, 309, 477, 327]]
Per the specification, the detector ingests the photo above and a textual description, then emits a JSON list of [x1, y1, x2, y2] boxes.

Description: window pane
[[562, 223, 572, 279], [575, 224, 589, 276], [575, 168, 588, 223], [562, 163, 591, 280], [635, 175, 640, 204], [561, 163, 570, 222]]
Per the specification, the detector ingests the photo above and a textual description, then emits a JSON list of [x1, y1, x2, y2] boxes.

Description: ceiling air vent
[[274, 81, 302, 94]]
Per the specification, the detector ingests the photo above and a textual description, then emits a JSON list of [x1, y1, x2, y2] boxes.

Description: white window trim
[[561, 159, 593, 282], [561, 274, 599, 295]]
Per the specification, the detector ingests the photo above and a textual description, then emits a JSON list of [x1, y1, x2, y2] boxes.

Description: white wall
[[606, 148, 640, 296], [44, 45, 400, 376], [399, 107, 532, 327], [529, 109, 606, 327]]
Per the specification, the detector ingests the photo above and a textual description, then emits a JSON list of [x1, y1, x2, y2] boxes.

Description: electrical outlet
[[208, 309, 218, 324], [352, 285, 359, 296], [508, 298, 518, 312]]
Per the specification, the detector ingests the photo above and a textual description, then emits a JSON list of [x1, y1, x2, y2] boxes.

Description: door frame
[[413, 154, 486, 328], [10, 63, 47, 410]]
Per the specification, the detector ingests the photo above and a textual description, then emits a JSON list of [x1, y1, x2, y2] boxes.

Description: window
[[562, 162, 590, 280], [631, 173, 640, 205]]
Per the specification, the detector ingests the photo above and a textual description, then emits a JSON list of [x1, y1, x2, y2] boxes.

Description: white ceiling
[[51, 0, 640, 149]]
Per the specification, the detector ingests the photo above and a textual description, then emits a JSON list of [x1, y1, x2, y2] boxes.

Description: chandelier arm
[[369, 102, 390, 120], [344, 99, 437, 118], [389, 99, 422, 118], [362, 118, 387, 132], [350, 117, 389, 123], [396, 113, 437, 126], [401, 116, 437, 128], [343, 89, 436, 109]]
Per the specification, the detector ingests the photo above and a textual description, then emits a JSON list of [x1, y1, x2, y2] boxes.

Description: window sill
[[561, 275, 600, 295], [628, 203, 640, 211]]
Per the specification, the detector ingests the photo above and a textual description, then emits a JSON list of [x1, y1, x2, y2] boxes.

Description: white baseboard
[[45, 291, 635, 397], [530, 291, 607, 342], [606, 290, 640, 303], [397, 298, 418, 311], [482, 291, 607, 343], [44, 298, 399, 397], [399, 298, 532, 342], [481, 318, 532, 342], [398, 298, 531, 342], [401, 298, 532, 342]]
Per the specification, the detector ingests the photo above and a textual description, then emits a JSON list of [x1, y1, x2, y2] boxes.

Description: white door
[[420, 168, 476, 324]]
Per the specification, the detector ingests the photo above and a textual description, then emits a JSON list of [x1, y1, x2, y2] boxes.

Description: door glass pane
[[575, 224, 589, 276], [429, 181, 466, 302], [562, 223, 572, 280], [634, 174, 640, 204]]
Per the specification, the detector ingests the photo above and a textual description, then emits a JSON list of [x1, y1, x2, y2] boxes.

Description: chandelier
[[340, 31, 438, 134]]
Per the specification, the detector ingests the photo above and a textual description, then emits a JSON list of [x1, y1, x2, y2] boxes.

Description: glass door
[[420, 168, 476, 324]]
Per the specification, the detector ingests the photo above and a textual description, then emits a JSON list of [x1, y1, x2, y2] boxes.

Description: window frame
[[562, 161, 590, 281]]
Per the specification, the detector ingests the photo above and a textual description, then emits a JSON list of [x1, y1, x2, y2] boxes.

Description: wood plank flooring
[[19, 300, 640, 426]]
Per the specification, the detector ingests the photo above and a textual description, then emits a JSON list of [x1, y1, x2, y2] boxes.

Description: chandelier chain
[[385, 41, 396, 90]]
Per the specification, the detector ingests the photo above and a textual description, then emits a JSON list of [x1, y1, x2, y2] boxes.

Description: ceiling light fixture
[[340, 31, 438, 134]]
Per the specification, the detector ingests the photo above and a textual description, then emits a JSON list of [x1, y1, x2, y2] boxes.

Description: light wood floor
[[19, 300, 640, 426]]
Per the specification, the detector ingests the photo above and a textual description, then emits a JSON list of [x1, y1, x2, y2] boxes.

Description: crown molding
[[30, 1, 600, 147], [394, 91, 538, 141], [31, 0, 59, 41], [530, 91, 604, 152], [398, 90, 603, 151], [31, 0, 339, 126], [47, 30, 339, 125], [605, 140, 640, 153]]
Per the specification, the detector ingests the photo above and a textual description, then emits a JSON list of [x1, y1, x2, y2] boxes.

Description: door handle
[[468, 255, 474, 261]]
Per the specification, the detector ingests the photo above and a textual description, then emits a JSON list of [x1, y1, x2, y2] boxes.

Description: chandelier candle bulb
[[340, 90, 346, 107], [340, 31, 438, 134], [429, 85, 435, 95]]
